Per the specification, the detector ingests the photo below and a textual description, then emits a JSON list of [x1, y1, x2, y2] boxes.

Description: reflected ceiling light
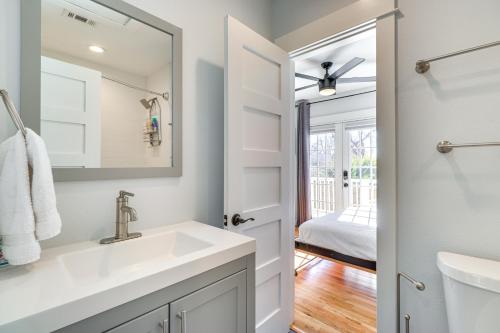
[[89, 45, 105, 53]]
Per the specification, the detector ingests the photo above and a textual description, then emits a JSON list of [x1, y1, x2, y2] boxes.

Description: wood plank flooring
[[292, 251, 377, 333]]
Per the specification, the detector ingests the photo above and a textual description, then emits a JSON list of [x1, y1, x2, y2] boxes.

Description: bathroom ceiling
[[294, 28, 376, 101], [42, 0, 172, 77]]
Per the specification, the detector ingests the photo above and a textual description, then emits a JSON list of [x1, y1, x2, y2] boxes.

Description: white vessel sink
[[61, 231, 213, 284]]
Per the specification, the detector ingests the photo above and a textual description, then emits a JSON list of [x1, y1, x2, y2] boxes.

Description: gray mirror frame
[[21, 0, 182, 181]]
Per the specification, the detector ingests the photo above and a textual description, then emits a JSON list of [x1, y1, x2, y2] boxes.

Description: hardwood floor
[[292, 251, 377, 333]]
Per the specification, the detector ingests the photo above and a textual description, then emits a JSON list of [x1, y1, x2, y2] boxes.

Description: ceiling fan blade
[[295, 83, 317, 92], [328, 57, 365, 80], [337, 76, 376, 83], [295, 72, 321, 81]]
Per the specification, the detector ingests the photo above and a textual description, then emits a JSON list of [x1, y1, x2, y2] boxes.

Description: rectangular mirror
[[21, 0, 182, 180]]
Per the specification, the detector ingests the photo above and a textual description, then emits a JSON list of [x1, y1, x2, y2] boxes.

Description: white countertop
[[0, 221, 255, 332]]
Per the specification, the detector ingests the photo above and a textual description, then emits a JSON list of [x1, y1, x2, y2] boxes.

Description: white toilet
[[437, 252, 500, 333]]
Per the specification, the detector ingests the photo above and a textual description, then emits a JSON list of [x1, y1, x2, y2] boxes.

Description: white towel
[[0, 131, 41, 265], [26, 129, 61, 240]]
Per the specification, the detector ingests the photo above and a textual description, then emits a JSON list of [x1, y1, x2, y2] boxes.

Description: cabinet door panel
[[106, 304, 169, 333], [170, 270, 247, 333]]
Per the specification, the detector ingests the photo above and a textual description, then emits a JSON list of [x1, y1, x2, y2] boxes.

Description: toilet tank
[[437, 252, 500, 333]]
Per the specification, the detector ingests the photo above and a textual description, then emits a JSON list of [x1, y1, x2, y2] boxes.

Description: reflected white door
[[224, 16, 294, 333], [41, 56, 101, 168]]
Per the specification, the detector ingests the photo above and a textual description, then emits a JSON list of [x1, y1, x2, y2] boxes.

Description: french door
[[310, 119, 376, 217]]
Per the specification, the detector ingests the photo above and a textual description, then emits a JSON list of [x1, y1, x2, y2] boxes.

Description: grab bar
[[415, 40, 500, 73], [397, 272, 426, 333], [436, 140, 500, 153]]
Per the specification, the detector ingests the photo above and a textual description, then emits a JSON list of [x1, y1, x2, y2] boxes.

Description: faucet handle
[[119, 190, 135, 198]]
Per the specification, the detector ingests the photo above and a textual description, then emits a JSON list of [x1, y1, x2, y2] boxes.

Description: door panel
[[169, 271, 247, 333], [224, 15, 293, 333], [41, 56, 101, 168]]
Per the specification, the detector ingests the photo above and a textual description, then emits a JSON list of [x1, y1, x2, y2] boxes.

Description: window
[[348, 127, 377, 208]]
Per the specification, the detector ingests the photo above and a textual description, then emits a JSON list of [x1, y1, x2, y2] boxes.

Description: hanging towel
[[26, 129, 61, 240], [0, 131, 41, 265]]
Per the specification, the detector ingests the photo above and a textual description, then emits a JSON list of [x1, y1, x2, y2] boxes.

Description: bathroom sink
[[61, 231, 213, 284], [0, 221, 255, 332]]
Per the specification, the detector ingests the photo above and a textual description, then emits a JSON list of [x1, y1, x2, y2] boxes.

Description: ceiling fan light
[[318, 78, 336, 96], [319, 87, 336, 96]]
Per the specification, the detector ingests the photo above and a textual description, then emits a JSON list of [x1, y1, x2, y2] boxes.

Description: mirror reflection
[[41, 0, 173, 168]]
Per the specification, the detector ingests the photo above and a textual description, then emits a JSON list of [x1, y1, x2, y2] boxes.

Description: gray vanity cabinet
[[106, 305, 169, 333], [54, 255, 255, 333], [169, 271, 247, 333]]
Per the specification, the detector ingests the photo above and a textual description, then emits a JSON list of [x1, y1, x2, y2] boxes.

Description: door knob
[[231, 214, 255, 226]]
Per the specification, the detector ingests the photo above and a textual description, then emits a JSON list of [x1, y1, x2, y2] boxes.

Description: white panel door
[[224, 16, 293, 333], [41, 56, 101, 168]]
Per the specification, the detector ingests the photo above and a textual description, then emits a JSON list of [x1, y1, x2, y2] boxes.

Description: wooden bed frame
[[295, 239, 376, 271]]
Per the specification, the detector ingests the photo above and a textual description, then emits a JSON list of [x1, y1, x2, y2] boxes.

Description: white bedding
[[297, 208, 377, 261]]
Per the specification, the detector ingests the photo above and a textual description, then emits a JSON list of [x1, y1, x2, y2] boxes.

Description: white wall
[[0, 0, 272, 248], [273, 0, 500, 332], [100, 76, 149, 168]]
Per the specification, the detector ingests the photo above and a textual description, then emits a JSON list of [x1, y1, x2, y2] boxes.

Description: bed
[[295, 207, 377, 271]]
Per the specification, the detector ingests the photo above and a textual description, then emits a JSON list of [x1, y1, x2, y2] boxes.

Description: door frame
[[275, 3, 398, 333]]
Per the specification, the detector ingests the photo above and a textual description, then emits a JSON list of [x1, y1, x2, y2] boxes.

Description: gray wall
[[272, 0, 500, 332], [0, 0, 272, 248], [270, 0, 358, 39], [0, 0, 19, 140], [397, 0, 500, 332]]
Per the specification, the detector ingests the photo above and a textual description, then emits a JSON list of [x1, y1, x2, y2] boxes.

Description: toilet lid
[[437, 252, 500, 293]]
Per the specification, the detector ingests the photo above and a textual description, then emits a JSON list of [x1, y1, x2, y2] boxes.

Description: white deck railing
[[310, 177, 377, 216]]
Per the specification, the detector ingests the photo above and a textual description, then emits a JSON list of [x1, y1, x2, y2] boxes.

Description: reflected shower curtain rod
[[102, 75, 169, 101]]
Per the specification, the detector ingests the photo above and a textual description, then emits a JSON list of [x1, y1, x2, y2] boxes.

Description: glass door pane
[[347, 126, 377, 209], [309, 131, 335, 218]]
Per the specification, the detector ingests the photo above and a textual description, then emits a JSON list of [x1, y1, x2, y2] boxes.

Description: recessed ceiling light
[[89, 45, 105, 53]]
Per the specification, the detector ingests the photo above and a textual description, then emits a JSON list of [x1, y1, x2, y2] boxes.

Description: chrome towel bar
[[415, 40, 500, 73], [436, 140, 500, 153], [0, 89, 27, 137]]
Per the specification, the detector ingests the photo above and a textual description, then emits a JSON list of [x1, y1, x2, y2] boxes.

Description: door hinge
[[223, 214, 228, 227]]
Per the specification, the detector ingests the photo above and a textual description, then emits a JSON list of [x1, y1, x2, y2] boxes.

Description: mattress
[[297, 208, 377, 261]]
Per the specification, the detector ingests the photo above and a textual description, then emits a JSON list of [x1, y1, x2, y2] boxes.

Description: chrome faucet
[[100, 191, 142, 244]]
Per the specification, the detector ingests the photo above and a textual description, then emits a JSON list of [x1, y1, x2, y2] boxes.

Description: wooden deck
[[292, 252, 377, 333]]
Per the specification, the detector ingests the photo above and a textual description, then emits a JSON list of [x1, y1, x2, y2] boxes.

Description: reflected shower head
[[140, 98, 151, 109], [140, 97, 159, 109]]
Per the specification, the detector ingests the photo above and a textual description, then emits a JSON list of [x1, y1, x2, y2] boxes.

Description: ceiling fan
[[295, 57, 375, 96]]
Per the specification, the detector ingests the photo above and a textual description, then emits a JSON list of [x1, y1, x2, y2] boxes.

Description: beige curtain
[[297, 101, 311, 226]]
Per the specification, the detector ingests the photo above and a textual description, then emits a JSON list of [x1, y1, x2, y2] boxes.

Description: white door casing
[[224, 16, 294, 333], [41, 56, 101, 168]]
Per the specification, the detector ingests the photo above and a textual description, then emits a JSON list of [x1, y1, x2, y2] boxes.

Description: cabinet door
[[169, 270, 247, 333], [106, 304, 169, 333]]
